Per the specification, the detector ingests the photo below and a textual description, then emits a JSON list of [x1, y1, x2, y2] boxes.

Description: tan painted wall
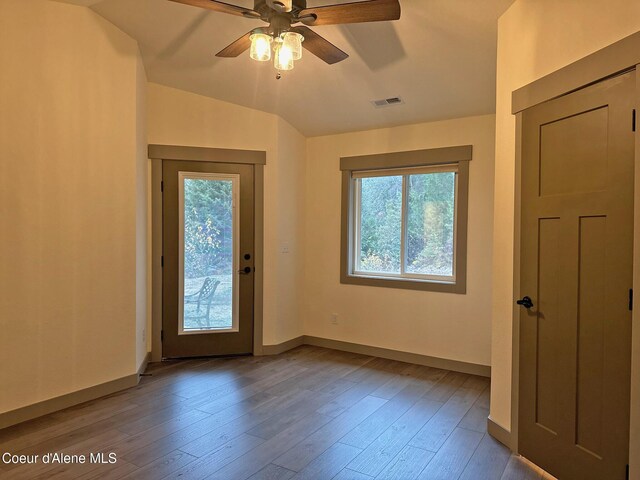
[[136, 53, 149, 369], [269, 117, 307, 342], [0, 0, 144, 412], [147, 83, 306, 346], [492, 0, 640, 474], [304, 115, 495, 367]]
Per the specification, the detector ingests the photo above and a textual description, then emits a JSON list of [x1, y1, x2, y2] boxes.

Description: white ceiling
[[59, 0, 515, 136]]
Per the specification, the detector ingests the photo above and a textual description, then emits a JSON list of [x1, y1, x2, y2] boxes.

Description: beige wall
[[268, 117, 306, 342], [136, 53, 149, 369], [304, 115, 495, 367], [147, 83, 306, 347], [492, 0, 640, 474], [0, 0, 145, 413], [147, 86, 494, 363]]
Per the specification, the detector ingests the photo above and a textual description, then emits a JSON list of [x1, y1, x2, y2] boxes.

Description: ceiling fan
[[169, 0, 401, 75]]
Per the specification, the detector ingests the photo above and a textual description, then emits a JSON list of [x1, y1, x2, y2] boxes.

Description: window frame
[[351, 165, 459, 283], [340, 146, 471, 294]]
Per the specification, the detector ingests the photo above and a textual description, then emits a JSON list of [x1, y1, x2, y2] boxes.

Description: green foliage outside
[[184, 178, 233, 278], [181, 172, 455, 282], [359, 176, 403, 272], [406, 172, 455, 276], [359, 172, 455, 276]]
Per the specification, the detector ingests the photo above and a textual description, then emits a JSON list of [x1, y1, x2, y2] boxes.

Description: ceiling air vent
[[372, 97, 405, 108]]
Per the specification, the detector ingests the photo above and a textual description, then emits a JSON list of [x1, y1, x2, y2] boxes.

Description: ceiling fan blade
[[293, 27, 348, 65], [298, 0, 400, 26], [216, 31, 253, 57], [169, 0, 261, 18]]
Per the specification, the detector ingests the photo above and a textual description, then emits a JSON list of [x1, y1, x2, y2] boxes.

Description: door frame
[[495, 31, 640, 469], [148, 144, 266, 361]]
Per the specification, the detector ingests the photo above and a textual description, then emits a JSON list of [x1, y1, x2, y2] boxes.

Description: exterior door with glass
[[162, 160, 254, 357]]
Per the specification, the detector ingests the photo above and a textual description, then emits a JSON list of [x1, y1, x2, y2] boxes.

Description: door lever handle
[[238, 266, 252, 275], [516, 296, 534, 309]]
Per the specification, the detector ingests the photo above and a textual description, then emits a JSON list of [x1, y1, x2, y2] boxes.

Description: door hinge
[[160, 330, 164, 342], [633, 110, 636, 132], [161, 256, 164, 268], [630, 289, 634, 311], [161, 180, 164, 192]]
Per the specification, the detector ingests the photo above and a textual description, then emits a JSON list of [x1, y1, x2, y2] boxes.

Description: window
[[340, 146, 470, 293]]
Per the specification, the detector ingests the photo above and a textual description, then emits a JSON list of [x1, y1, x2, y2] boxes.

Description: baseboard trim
[[0, 372, 142, 431], [3, 337, 487, 431], [262, 336, 305, 355], [137, 352, 151, 376], [487, 417, 515, 451], [302, 336, 491, 377], [263, 335, 490, 377]]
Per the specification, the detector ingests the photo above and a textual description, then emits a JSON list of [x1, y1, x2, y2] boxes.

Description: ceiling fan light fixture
[[274, 43, 294, 71], [194, 0, 401, 72], [281, 31, 304, 61], [249, 33, 272, 62]]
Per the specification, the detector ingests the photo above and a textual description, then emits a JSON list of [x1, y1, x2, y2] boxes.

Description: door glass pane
[[357, 175, 403, 274], [406, 172, 456, 277], [180, 173, 239, 333]]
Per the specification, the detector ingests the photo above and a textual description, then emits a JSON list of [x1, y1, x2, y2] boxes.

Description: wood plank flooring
[[0, 346, 555, 480]]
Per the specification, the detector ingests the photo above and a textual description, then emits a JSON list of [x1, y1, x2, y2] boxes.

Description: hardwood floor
[[0, 346, 555, 480]]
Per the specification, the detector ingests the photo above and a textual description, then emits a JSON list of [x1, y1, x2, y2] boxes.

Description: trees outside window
[[341, 146, 470, 293], [183, 178, 233, 278], [353, 168, 457, 282]]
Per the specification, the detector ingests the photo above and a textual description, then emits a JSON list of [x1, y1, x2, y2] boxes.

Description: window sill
[[341, 272, 466, 294]]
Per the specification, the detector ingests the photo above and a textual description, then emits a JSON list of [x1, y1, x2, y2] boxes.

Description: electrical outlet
[[330, 313, 339, 325], [142, 328, 146, 343], [281, 242, 290, 254]]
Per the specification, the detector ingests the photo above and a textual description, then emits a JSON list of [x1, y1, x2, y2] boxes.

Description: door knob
[[238, 266, 252, 275], [516, 296, 534, 309]]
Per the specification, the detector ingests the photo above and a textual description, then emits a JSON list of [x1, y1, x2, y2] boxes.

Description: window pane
[[183, 178, 234, 331], [358, 175, 403, 274], [406, 172, 456, 277]]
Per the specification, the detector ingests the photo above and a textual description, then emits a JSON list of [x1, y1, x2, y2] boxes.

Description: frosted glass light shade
[[281, 32, 303, 60], [250, 33, 272, 62], [274, 44, 294, 71]]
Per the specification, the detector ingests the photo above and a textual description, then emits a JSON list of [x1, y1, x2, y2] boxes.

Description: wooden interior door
[[518, 71, 635, 480], [162, 160, 255, 358]]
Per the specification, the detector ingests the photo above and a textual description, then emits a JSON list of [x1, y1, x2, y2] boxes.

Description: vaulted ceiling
[[58, 0, 515, 136]]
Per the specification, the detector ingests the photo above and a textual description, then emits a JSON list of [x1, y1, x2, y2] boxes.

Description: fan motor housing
[[254, 0, 306, 18], [269, 14, 292, 36]]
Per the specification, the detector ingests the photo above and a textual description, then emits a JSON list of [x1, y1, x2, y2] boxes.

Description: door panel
[[535, 217, 561, 436], [163, 160, 254, 358], [539, 107, 608, 197], [576, 215, 607, 457], [519, 72, 634, 480]]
